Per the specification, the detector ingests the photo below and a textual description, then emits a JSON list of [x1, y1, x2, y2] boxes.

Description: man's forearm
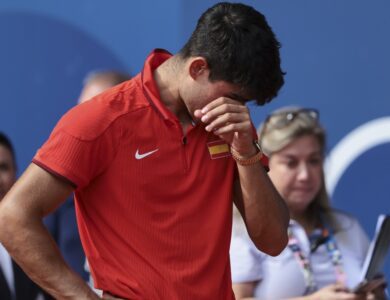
[[0, 204, 98, 299], [235, 162, 289, 255]]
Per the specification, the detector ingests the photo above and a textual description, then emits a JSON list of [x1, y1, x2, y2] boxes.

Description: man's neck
[[154, 56, 194, 130], [154, 56, 181, 112]]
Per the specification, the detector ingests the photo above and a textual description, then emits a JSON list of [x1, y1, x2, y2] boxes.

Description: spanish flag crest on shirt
[[207, 139, 231, 159]]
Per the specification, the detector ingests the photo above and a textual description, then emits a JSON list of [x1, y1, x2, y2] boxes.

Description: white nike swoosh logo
[[135, 148, 159, 160]]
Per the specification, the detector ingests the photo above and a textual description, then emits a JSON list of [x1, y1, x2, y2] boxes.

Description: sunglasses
[[260, 108, 319, 136]]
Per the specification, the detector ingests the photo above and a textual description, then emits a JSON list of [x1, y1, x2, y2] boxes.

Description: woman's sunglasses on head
[[260, 108, 319, 136]]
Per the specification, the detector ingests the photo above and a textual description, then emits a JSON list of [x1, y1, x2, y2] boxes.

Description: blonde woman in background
[[230, 107, 387, 300]]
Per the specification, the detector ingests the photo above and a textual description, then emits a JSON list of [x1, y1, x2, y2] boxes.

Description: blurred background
[[0, 0, 389, 280]]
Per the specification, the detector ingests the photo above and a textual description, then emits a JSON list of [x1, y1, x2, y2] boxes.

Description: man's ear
[[188, 58, 208, 80]]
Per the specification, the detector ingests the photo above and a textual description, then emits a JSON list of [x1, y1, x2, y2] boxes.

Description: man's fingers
[[201, 103, 247, 123], [197, 97, 255, 153], [205, 113, 248, 132], [200, 97, 241, 114], [198, 99, 250, 134], [213, 121, 251, 135]]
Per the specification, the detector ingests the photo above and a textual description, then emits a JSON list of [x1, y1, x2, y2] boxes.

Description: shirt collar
[[141, 48, 178, 121]]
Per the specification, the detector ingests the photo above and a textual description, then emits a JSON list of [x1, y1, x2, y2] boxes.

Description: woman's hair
[[258, 106, 339, 230]]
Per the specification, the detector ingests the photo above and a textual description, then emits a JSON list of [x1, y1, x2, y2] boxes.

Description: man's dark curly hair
[[179, 2, 285, 105]]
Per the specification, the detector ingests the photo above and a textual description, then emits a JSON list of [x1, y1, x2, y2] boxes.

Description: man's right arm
[[0, 163, 99, 300]]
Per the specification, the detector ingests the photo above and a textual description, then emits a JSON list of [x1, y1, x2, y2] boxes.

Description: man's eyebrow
[[227, 93, 248, 103]]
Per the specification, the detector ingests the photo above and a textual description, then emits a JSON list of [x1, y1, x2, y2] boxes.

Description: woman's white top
[[0, 242, 15, 297], [230, 212, 370, 299]]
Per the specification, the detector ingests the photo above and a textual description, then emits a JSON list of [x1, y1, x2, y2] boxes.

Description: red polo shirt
[[34, 49, 239, 299]]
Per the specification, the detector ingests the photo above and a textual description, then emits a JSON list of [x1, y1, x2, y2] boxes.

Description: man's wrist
[[230, 141, 263, 166]]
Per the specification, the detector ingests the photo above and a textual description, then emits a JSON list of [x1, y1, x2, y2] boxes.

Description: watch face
[[253, 140, 262, 152]]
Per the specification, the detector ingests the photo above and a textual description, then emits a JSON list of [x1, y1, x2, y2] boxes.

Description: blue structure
[[1, 0, 389, 282]]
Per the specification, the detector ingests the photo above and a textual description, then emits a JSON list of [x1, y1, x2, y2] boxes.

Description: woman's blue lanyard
[[287, 220, 346, 295]]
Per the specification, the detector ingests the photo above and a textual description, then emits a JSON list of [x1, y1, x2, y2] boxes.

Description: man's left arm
[[232, 159, 289, 255], [195, 97, 289, 255]]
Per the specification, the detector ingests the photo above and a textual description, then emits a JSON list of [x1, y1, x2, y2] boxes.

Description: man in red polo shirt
[[0, 2, 289, 299]]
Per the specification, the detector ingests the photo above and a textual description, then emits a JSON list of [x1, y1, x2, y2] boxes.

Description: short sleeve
[[230, 228, 264, 283], [33, 101, 122, 188]]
